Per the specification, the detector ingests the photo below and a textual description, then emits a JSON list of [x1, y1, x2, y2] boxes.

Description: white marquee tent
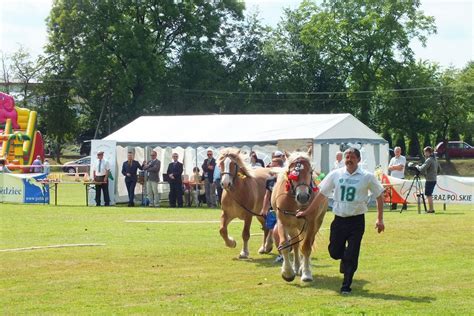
[[93, 113, 388, 204]]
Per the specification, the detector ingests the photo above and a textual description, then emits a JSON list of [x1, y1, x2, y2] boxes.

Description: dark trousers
[[169, 181, 183, 207], [328, 214, 365, 291], [215, 179, 223, 206], [125, 180, 137, 205], [95, 182, 110, 206]]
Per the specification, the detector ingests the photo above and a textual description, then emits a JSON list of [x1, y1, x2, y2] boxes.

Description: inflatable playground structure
[[0, 92, 44, 172]]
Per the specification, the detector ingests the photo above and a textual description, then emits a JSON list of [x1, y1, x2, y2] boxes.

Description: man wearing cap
[[93, 151, 110, 206]]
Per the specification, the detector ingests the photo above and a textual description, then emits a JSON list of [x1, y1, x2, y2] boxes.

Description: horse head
[[285, 152, 314, 206], [218, 148, 253, 190]]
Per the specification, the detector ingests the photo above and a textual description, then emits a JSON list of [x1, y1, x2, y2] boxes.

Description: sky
[[0, 0, 472, 69]]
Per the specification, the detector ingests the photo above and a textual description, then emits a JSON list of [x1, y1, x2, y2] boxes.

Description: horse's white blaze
[[221, 157, 232, 188]]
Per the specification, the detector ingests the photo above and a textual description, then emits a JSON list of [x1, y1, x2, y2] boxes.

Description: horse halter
[[285, 160, 314, 196], [220, 156, 242, 190]]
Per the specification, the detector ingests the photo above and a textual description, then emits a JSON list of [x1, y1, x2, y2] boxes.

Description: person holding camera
[[388, 147, 407, 210], [415, 146, 439, 214]]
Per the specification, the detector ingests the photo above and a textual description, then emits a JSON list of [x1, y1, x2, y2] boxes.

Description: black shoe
[[426, 210, 435, 214], [340, 286, 352, 295]]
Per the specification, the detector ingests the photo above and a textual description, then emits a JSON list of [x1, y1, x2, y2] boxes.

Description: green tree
[[45, 0, 244, 137], [300, 0, 436, 126], [431, 65, 473, 160], [37, 56, 77, 163], [377, 61, 440, 157], [10, 47, 44, 107]]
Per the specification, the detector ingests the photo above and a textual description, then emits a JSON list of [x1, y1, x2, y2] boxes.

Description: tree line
[[1, 0, 473, 161]]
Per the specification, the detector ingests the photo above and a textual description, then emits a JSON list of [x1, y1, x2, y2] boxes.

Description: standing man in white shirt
[[297, 147, 385, 295], [387, 146, 407, 210], [93, 150, 110, 206], [333, 151, 345, 170]]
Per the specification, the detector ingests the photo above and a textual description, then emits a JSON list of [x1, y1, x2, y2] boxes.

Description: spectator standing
[[143, 150, 161, 207], [202, 150, 217, 208], [387, 146, 407, 210], [167, 153, 184, 208], [416, 146, 439, 214], [333, 151, 344, 170], [93, 151, 110, 206], [297, 148, 385, 295], [42, 158, 51, 175], [250, 151, 265, 168], [121, 151, 143, 207], [30, 155, 42, 173]]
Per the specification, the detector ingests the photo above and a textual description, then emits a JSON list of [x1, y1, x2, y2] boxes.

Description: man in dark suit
[[166, 152, 183, 207], [121, 151, 142, 207]]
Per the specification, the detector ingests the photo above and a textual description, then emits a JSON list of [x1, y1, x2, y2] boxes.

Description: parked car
[[435, 141, 474, 158], [62, 156, 91, 174]]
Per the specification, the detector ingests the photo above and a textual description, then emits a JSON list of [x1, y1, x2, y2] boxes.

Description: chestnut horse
[[271, 152, 328, 282], [218, 148, 273, 259]]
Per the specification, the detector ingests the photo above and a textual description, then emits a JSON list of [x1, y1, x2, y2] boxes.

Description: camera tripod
[[401, 174, 427, 214]]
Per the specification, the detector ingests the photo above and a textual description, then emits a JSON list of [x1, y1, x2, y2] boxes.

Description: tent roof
[[103, 113, 387, 147]]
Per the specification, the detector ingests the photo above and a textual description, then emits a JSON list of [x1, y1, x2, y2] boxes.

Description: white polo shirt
[[388, 155, 406, 179], [94, 158, 110, 177], [319, 166, 384, 217]]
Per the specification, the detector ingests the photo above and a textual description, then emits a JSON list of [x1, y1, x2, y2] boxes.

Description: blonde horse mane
[[218, 148, 254, 177]]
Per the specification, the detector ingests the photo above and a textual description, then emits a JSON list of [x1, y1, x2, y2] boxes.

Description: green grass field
[[1, 184, 473, 314]]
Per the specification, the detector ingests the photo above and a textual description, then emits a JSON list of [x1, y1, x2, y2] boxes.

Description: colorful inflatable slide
[[0, 92, 44, 172]]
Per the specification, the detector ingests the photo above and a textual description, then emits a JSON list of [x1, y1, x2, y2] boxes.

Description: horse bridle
[[286, 160, 314, 197], [221, 156, 264, 218], [220, 156, 240, 181], [276, 159, 314, 251]]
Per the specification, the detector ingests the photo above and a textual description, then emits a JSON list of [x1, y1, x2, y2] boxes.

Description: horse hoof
[[239, 252, 249, 259], [228, 238, 237, 248], [282, 273, 296, 282], [301, 275, 313, 282], [258, 246, 272, 254]]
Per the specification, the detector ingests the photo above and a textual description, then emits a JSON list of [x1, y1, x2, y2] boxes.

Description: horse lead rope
[[274, 192, 310, 252]]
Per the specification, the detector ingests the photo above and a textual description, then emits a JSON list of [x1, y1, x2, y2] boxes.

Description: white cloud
[[0, 0, 52, 56]]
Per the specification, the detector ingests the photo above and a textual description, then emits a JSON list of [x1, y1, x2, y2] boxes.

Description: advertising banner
[[0, 173, 49, 204], [382, 175, 473, 206]]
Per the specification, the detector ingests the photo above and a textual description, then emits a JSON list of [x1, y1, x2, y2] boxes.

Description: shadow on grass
[[289, 274, 435, 303], [431, 212, 466, 215], [232, 255, 332, 270]]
